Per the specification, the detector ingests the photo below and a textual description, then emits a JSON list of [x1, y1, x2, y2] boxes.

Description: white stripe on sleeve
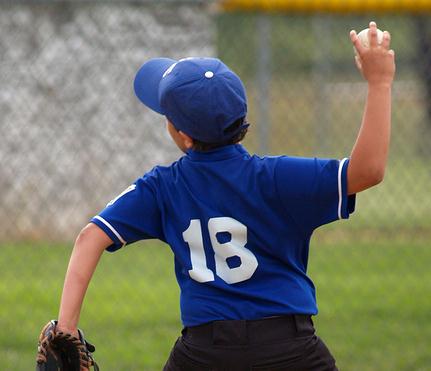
[[93, 216, 126, 246], [338, 158, 349, 219]]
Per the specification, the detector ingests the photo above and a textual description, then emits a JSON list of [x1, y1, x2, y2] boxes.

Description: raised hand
[[350, 21, 395, 86]]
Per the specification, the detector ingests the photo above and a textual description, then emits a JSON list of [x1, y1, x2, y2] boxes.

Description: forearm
[[58, 244, 103, 330], [58, 223, 111, 332], [348, 83, 391, 194]]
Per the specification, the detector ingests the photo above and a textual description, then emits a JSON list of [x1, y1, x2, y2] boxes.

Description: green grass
[[310, 241, 431, 371], [1, 240, 430, 370]]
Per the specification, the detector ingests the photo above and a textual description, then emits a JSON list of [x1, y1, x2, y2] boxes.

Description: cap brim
[[133, 58, 177, 115]]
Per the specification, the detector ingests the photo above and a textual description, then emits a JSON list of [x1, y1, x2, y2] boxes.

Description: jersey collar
[[186, 144, 249, 162]]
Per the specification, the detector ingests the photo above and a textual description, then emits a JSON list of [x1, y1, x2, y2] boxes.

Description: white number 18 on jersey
[[182, 217, 258, 284]]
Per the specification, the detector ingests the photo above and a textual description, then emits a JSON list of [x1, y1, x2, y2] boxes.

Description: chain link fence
[[1, 0, 214, 241], [1, 1, 430, 370]]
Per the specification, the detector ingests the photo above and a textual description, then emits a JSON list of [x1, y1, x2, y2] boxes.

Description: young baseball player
[[54, 22, 394, 370]]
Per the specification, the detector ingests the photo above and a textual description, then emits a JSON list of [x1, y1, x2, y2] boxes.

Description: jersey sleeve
[[90, 173, 164, 252], [275, 156, 356, 232]]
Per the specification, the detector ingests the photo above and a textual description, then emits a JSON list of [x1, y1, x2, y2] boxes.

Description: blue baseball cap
[[134, 57, 248, 143]]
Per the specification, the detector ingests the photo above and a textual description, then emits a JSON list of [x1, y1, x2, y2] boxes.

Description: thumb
[[354, 55, 363, 71]]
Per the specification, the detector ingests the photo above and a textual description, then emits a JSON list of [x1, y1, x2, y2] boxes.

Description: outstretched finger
[[350, 30, 365, 55], [369, 21, 378, 47], [381, 30, 391, 50]]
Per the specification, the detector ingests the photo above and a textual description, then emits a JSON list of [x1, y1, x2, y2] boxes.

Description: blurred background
[[1, 0, 430, 369]]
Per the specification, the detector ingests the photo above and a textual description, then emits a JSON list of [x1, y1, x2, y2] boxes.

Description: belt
[[182, 315, 315, 346]]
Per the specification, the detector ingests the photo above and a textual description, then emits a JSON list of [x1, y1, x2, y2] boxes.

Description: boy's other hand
[[56, 323, 80, 339], [350, 21, 395, 86]]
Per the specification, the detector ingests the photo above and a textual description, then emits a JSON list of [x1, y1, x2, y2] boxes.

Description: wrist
[[367, 81, 392, 89], [57, 319, 78, 333], [56, 324, 80, 339]]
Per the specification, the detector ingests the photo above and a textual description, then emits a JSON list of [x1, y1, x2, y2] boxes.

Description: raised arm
[[347, 21, 396, 195], [57, 223, 112, 336]]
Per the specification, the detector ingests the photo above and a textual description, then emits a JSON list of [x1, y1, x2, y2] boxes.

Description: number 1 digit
[[182, 219, 215, 283]]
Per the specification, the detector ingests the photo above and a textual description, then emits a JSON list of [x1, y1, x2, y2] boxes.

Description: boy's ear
[[178, 131, 194, 149]]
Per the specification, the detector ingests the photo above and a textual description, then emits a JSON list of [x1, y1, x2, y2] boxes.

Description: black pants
[[163, 315, 338, 371]]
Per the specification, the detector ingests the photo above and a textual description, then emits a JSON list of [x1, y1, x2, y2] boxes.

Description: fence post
[[312, 16, 332, 155], [256, 14, 271, 154]]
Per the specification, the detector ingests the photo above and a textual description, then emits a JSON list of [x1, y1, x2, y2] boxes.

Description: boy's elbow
[[74, 223, 113, 252], [348, 162, 386, 194], [74, 223, 93, 246], [373, 164, 386, 183], [365, 166, 385, 187]]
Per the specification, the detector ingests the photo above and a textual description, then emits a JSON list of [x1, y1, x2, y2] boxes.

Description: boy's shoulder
[[136, 156, 187, 185], [138, 150, 324, 186]]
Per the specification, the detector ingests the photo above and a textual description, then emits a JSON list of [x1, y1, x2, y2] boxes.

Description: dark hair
[[192, 117, 249, 152]]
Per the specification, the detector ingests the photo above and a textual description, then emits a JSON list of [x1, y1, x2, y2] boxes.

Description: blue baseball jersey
[[91, 144, 355, 327]]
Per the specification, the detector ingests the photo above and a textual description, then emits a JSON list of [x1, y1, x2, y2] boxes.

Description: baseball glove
[[36, 320, 99, 371]]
